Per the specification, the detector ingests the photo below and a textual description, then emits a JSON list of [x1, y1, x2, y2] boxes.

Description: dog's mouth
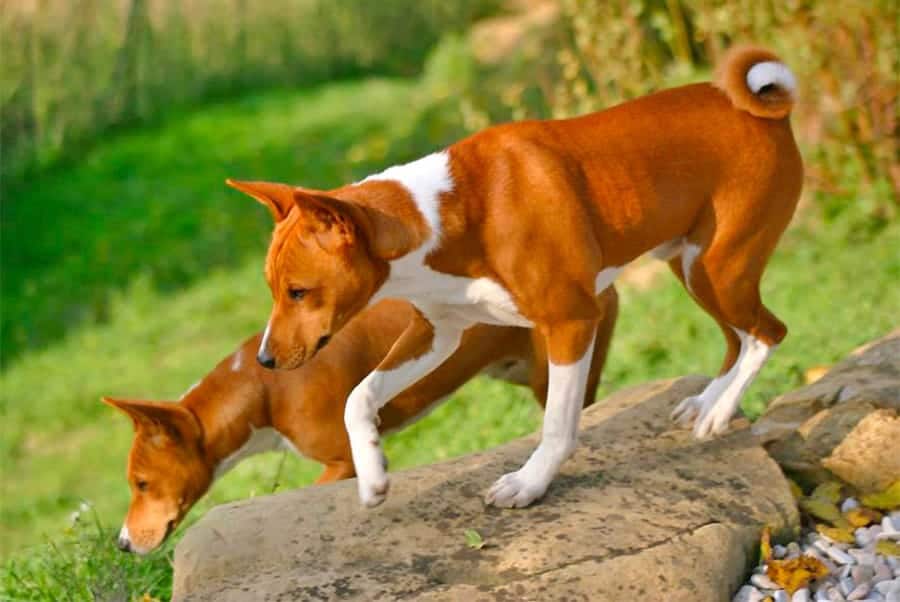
[[315, 334, 332, 353]]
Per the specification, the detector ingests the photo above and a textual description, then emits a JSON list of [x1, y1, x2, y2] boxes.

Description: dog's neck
[[178, 340, 273, 479]]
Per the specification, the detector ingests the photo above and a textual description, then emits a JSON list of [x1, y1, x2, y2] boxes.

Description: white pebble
[[842, 498, 860, 512], [774, 544, 788, 558], [775, 590, 790, 602], [733, 584, 765, 602], [828, 585, 848, 601], [816, 538, 834, 553], [875, 563, 893, 583], [787, 542, 802, 558], [793, 589, 811, 602], [853, 565, 875, 583], [879, 517, 899, 541], [840, 564, 852, 579], [850, 549, 876, 566], [828, 546, 856, 565], [752, 573, 781, 590], [874, 581, 894, 595], [841, 576, 856, 595], [848, 583, 871, 600], [857, 529, 875, 547]]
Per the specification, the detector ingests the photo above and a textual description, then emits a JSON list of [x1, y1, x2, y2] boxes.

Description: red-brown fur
[[230, 45, 802, 507], [105, 295, 617, 553]]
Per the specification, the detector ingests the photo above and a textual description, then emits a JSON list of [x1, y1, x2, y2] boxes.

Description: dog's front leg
[[486, 319, 598, 508], [345, 307, 466, 507]]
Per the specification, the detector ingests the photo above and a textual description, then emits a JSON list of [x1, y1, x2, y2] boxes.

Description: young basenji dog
[[228, 45, 802, 509], [105, 296, 617, 553]]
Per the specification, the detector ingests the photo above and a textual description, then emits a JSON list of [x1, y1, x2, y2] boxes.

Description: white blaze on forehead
[[259, 321, 272, 355], [361, 151, 453, 255], [231, 348, 243, 372]]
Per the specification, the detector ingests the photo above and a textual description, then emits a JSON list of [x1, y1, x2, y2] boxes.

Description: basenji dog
[[105, 296, 617, 553], [228, 45, 802, 509]]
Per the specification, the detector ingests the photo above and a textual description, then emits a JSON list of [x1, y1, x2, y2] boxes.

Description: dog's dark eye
[[136, 480, 148, 492], [288, 288, 308, 301]]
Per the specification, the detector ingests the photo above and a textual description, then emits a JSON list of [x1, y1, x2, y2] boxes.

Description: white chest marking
[[681, 243, 702, 295], [214, 426, 300, 479], [230, 349, 243, 372]]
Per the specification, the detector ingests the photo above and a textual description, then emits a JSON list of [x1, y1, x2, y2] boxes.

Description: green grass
[[2, 71, 898, 599]]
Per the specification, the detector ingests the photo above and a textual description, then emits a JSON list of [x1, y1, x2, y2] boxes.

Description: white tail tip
[[746, 61, 797, 95]]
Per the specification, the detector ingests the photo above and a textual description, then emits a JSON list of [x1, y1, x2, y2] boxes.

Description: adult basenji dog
[[228, 45, 802, 509], [105, 296, 617, 553]]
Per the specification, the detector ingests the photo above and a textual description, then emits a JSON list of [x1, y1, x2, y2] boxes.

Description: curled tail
[[714, 45, 796, 119]]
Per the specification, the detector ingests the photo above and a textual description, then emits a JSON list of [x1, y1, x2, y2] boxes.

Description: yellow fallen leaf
[[788, 479, 804, 500], [800, 498, 843, 524], [844, 507, 882, 527], [860, 480, 900, 510], [810, 481, 843, 504], [760, 526, 772, 562], [816, 524, 856, 544], [766, 555, 830, 594], [762, 597, 774, 602], [875, 540, 900, 556]]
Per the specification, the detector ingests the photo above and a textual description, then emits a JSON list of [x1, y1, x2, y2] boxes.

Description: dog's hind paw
[[671, 395, 705, 426], [484, 470, 547, 509]]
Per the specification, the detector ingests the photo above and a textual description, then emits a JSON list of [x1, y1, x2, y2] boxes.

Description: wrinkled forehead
[[129, 434, 187, 473]]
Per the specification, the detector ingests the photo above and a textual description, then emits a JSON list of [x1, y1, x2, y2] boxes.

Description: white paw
[[671, 395, 705, 426], [484, 470, 548, 508], [354, 442, 390, 508], [691, 403, 734, 439]]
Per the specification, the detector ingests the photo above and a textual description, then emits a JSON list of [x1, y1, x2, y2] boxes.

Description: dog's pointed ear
[[292, 191, 419, 259], [226, 179, 296, 222], [102, 397, 201, 443]]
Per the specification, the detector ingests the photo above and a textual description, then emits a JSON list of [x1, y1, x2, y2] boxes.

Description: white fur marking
[[214, 426, 300, 479], [674, 330, 772, 438], [681, 243, 702, 295], [362, 151, 452, 256], [649, 238, 683, 261], [345, 321, 465, 507], [258, 321, 272, 358], [747, 61, 797, 95], [230, 349, 243, 372], [594, 267, 622, 295], [180, 380, 201, 400], [487, 329, 597, 508]]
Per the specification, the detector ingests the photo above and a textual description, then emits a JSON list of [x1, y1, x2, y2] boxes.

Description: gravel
[[733, 498, 900, 602]]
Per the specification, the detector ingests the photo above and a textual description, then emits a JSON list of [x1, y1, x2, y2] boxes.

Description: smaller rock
[[828, 547, 857, 565], [774, 544, 788, 559], [734, 585, 766, 602], [847, 583, 871, 600], [843, 499, 861, 512], [752, 573, 782, 590], [775, 590, 790, 602], [853, 565, 875, 583], [792, 588, 811, 602]]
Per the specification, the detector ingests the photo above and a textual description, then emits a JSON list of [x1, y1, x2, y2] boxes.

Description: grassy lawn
[[2, 73, 898, 599]]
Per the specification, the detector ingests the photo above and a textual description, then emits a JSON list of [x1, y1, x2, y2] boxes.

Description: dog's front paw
[[355, 442, 390, 508], [484, 470, 547, 509]]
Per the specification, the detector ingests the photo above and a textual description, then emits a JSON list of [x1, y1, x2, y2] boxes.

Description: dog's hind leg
[[669, 199, 792, 438]]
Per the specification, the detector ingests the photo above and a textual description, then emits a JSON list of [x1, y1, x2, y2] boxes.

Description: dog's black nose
[[116, 535, 131, 553], [257, 351, 276, 369]]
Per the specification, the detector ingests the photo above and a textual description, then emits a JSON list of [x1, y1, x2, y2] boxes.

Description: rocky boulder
[[172, 376, 798, 601], [753, 329, 900, 491]]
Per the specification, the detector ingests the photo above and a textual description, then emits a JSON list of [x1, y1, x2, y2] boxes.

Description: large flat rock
[[173, 377, 798, 601]]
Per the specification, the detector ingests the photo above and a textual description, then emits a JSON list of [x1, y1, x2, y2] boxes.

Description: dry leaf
[[875, 540, 900, 556], [760, 526, 772, 562], [860, 480, 900, 510], [810, 481, 843, 504], [800, 498, 843, 524], [788, 479, 804, 500], [766, 555, 830, 594], [816, 524, 856, 544], [844, 507, 882, 527]]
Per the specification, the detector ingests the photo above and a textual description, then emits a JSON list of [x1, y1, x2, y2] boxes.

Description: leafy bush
[[0, 0, 500, 176], [460, 0, 898, 221]]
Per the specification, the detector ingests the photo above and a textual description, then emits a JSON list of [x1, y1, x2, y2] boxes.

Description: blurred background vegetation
[[1, 0, 897, 599]]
